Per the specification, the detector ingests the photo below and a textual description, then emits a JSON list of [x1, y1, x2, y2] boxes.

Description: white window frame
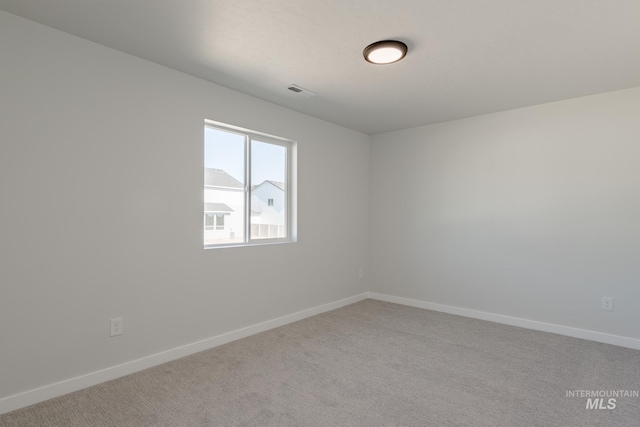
[[204, 119, 297, 248]]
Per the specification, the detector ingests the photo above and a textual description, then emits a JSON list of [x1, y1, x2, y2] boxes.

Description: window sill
[[204, 239, 296, 250]]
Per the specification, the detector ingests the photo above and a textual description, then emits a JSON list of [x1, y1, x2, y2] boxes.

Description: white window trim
[[204, 120, 297, 249]]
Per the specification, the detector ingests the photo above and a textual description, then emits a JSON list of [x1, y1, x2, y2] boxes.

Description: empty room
[[0, 1, 639, 426]]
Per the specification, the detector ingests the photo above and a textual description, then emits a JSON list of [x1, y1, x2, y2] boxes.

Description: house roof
[[266, 181, 285, 191], [205, 168, 243, 189], [252, 180, 285, 191], [204, 202, 234, 213]]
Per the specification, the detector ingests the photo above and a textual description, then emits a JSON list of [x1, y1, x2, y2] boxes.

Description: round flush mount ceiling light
[[363, 40, 408, 64]]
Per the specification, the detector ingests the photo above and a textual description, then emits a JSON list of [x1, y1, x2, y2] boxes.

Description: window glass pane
[[250, 140, 287, 239], [204, 127, 245, 245]]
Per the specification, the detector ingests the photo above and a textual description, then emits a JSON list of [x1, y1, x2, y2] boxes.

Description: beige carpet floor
[[1, 300, 639, 426]]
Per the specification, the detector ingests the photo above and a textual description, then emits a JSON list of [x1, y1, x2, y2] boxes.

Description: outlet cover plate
[[110, 317, 123, 336], [601, 297, 614, 311]]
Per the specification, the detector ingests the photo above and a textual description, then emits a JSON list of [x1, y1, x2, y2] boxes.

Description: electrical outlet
[[358, 269, 364, 279], [110, 317, 123, 336], [601, 297, 614, 311]]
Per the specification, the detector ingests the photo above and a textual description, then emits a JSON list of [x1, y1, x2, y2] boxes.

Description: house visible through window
[[204, 121, 295, 247]]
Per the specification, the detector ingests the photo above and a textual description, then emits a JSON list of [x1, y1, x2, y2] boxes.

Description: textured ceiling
[[1, 0, 639, 134]]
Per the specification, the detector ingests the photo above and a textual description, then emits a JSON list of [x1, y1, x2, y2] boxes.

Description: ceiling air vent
[[286, 84, 316, 98]]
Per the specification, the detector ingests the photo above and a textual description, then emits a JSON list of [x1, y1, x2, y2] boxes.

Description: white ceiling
[[1, 0, 639, 135]]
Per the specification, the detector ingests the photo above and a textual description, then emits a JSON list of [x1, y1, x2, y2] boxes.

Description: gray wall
[[370, 87, 640, 340], [0, 11, 370, 399]]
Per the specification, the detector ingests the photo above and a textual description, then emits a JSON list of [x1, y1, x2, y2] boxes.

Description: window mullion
[[286, 148, 290, 238], [245, 136, 251, 243]]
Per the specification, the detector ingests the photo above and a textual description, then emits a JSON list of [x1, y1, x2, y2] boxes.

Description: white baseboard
[[368, 292, 640, 350], [4, 291, 637, 415], [0, 292, 369, 415]]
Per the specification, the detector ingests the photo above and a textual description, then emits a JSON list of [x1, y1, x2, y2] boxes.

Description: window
[[204, 120, 295, 247], [204, 214, 214, 230], [215, 214, 225, 230], [204, 213, 226, 231]]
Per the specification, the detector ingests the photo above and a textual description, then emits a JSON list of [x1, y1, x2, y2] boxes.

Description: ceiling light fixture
[[363, 40, 408, 64]]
